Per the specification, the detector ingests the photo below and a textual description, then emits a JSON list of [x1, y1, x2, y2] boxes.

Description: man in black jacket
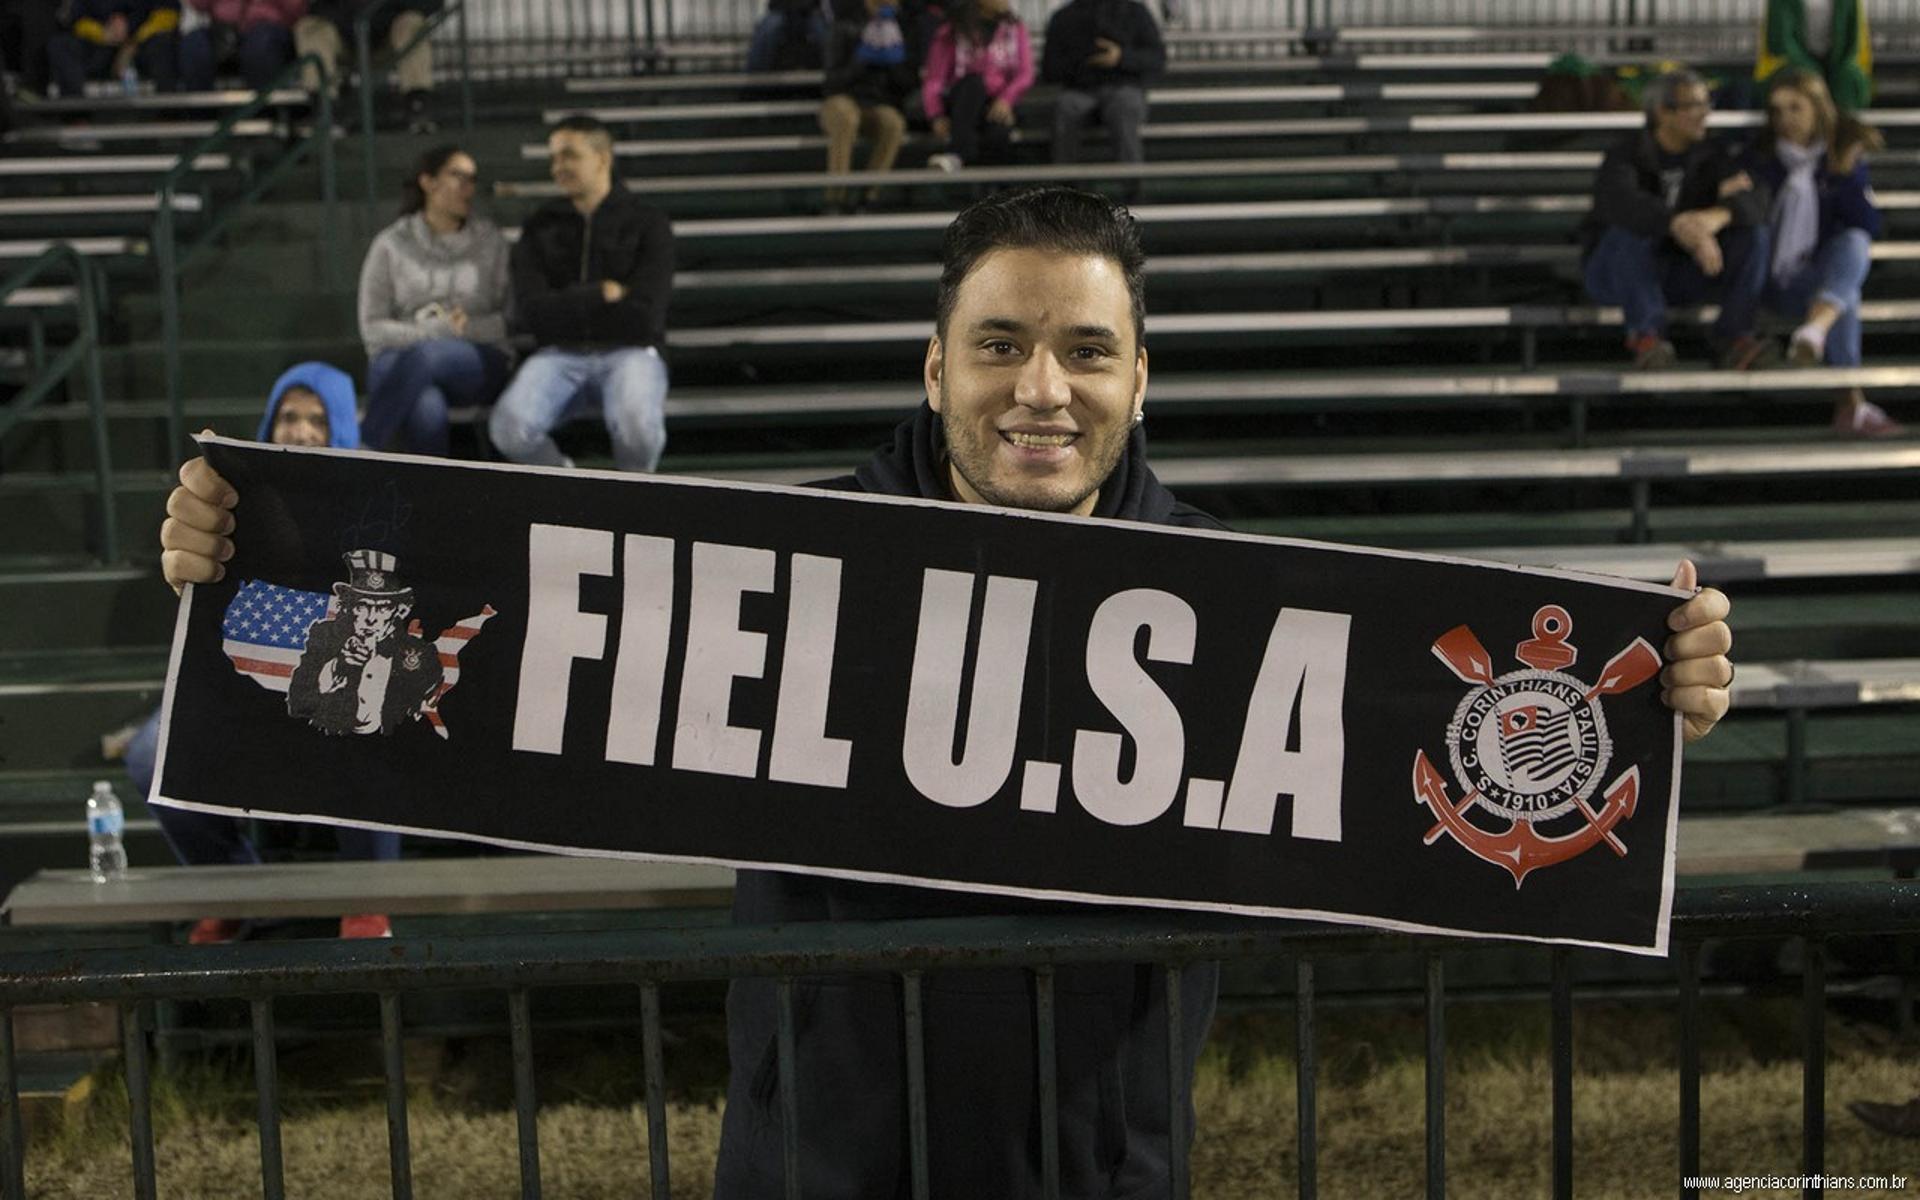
[[1579, 68, 1778, 370], [1042, 0, 1165, 173], [489, 115, 675, 473], [711, 185, 1739, 1199], [158, 187, 1741, 1198]]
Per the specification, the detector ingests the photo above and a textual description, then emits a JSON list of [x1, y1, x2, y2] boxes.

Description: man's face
[[1656, 83, 1711, 146], [421, 151, 477, 222], [350, 597, 405, 643], [548, 130, 611, 200], [270, 388, 330, 447], [925, 248, 1147, 516]]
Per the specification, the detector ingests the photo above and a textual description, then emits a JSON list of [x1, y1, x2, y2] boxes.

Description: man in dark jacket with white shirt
[[1579, 68, 1777, 370], [1042, 0, 1165, 173], [490, 114, 675, 473]]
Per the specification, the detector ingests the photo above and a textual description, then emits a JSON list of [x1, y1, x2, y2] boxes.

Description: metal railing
[[439, 0, 1920, 75], [153, 54, 338, 468], [0, 244, 116, 563], [355, 0, 475, 206], [1, 880, 1916, 1199]]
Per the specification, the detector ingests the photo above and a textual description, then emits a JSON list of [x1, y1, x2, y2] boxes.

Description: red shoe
[[339, 913, 393, 939], [188, 918, 243, 946]]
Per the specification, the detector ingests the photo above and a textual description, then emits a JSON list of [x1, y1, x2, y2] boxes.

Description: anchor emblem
[[1413, 605, 1662, 887]]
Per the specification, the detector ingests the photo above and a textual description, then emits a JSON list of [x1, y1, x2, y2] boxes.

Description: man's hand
[[1661, 560, 1733, 745], [1087, 37, 1122, 69], [932, 115, 952, 141], [1717, 171, 1753, 199], [601, 279, 627, 304], [986, 99, 1015, 126], [1687, 235, 1724, 277], [448, 305, 469, 337], [1669, 209, 1726, 277], [160, 450, 237, 595], [103, 13, 129, 43]]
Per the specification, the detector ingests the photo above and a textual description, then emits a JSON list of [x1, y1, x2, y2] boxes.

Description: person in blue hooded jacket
[[124, 363, 401, 945]]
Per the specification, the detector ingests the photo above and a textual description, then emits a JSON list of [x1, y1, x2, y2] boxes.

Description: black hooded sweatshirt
[[714, 403, 1225, 1200]]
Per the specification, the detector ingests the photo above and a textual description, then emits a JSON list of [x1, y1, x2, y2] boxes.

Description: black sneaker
[[1625, 332, 1678, 370]]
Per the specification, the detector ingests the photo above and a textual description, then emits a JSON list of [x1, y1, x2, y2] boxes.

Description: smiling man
[[158, 187, 1738, 1197]]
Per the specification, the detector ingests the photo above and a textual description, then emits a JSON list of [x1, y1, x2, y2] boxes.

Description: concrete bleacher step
[[0, 565, 171, 653], [1232, 498, 1920, 550], [1682, 711, 1920, 811]]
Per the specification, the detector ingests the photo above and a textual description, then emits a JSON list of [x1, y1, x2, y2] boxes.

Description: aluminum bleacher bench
[[1465, 538, 1920, 584], [657, 303, 1920, 353], [0, 194, 203, 218], [0, 237, 140, 259], [0, 154, 230, 177], [551, 82, 1545, 124], [498, 192, 1920, 242], [559, 49, 1920, 95], [0, 119, 274, 146], [1, 288, 77, 308], [0, 856, 735, 928], [1727, 659, 1920, 807], [7, 805, 1920, 928], [638, 366, 1920, 444], [21, 88, 307, 115], [555, 107, 1920, 161], [668, 241, 1920, 292], [1674, 808, 1920, 876], [496, 149, 1920, 205]]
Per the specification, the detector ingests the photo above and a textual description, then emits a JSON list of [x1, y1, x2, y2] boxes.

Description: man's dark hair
[[551, 113, 615, 153], [935, 186, 1146, 345]]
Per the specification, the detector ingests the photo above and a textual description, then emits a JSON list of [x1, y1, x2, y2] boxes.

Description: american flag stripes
[[220, 580, 332, 693]]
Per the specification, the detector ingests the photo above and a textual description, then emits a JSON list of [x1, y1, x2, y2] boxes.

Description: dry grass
[[23, 998, 1920, 1198]]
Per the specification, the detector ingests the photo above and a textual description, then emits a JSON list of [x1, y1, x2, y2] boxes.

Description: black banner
[[155, 438, 1687, 953]]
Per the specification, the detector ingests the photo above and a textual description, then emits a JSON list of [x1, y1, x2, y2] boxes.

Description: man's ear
[[1132, 345, 1149, 419], [924, 335, 945, 411]]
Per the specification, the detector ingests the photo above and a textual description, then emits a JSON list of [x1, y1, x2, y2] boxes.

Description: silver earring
[[1131, 408, 1144, 427]]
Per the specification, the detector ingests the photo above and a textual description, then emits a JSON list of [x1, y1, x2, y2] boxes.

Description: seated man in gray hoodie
[[357, 144, 513, 457]]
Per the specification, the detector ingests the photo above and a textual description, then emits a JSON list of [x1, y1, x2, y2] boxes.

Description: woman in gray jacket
[[357, 144, 512, 456]]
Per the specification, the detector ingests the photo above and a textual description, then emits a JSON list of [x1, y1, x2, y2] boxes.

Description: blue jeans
[[1764, 226, 1872, 367], [47, 30, 179, 94], [363, 337, 510, 456], [1583, 223, 1771, 344], [125, 709, 401, 864], [178, 22, 292, 91], [488, 346, 669, 472]]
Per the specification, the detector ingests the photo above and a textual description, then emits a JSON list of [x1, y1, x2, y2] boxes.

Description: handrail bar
[[0, 881, 1916, 1003], [154, 53, 338, 466], [0, 244, 115, 562]]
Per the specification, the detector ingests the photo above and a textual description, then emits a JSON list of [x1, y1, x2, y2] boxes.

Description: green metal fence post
[[76, 250, 119, 562], [357, 14, 379, 206], [318, 77, 339, 290], [458, 0, 473, 133]]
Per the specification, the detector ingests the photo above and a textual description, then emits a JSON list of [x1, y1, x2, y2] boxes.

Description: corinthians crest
[[1414, 605, 1663, 886]]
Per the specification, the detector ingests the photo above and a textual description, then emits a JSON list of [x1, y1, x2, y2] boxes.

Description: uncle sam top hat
[[334, 549, 414, 603]]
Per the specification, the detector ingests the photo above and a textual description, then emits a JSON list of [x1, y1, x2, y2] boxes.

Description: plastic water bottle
[[87, 781, 127, 883], [120, 66, 139, 97]]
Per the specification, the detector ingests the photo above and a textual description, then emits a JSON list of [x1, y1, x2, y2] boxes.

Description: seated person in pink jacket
[[922, 0, 1033, 172], [177, 0, 303, 89]]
